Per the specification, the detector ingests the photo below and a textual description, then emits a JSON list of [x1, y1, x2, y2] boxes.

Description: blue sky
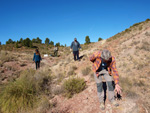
[[0, 0, 150, 46]]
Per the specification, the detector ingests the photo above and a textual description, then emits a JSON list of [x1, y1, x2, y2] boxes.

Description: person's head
[[74, 38, 77, 42], [101, 49, 112, 62], [35, 49, 39, 54]]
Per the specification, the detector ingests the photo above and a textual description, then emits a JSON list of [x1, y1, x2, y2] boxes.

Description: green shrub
[[98, 37, 103, 41], [0, 69, 52, 113], [0, 71, 38, 113], [63, 77, 86, 98]]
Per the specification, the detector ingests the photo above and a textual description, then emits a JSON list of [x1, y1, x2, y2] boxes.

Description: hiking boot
[[100, 103, 105, 110], [112, 101, 119, 107]]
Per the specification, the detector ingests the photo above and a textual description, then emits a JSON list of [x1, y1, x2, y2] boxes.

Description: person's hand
[[96, 72, 99, 77], [115, 84, 122, 95]]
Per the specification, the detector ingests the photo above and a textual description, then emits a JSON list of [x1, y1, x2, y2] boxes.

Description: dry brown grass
[[81, 66, 92, 76]]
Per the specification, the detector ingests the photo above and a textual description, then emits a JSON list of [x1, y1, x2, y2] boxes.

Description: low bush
[[63, 77, 86, 98]]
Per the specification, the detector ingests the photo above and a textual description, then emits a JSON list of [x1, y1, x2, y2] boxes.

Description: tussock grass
[[0, 51, 15, 64], [67, 65, 77, 76], [139, 40, 150, 51], [119, 76, 138, 98], [0, 70, 37, 113], [0, 69, 52, 113], [63, 77, 86, 98]]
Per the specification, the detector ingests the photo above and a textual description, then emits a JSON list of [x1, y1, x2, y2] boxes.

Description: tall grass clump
[[119, 76, 137, 98], [0, 70, 38, 113], [0, 69, 52, 113], [63, 77, 86, 98], [0, 50, 15, 64]]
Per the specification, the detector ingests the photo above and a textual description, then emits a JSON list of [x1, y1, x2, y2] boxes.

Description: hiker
[[70, 38, 82, 61], [33, 49, 42, 70], [54, 45, 58, 57], [90, 49, 122, 110]]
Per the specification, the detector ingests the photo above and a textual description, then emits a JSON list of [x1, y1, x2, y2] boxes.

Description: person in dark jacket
[[70, 38, 82, 61], [54, 45, 58, 57], [33, 49, 42, 70]]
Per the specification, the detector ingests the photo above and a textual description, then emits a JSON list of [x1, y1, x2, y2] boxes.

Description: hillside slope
[[0, 19, 150, 113], [48, 19, 150, 113]]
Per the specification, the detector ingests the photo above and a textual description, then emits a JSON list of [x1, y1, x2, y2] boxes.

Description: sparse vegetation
[[139, 40, 150, 51], [82, 66, 91, 76], [0, 51, 16, 64], [119, 76, 138, 98], [63, 77, 86, 98], [67, 65, 77, 76]]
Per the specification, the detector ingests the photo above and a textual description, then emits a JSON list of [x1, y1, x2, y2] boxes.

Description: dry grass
[[0, 51, 16, 64], [81, 66, 91, 76], [67, 65, 77, 76], [63, 77, 86, 98]]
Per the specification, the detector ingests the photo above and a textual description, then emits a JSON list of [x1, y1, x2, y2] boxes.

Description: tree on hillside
[[15, 41, 19, 48], [29, 41, 33, 48], [85, 36, 90, 44], [50, 41, 54, 45], [98, 37, 103, 41], [36, 37, 42, 44], [22, 38, 32, 47], [65, 44, 67, 47], [6, 39, 14, 44], [45, 38, 50, 45], [19, 38, 23, 43], [55, 42, 60, 47], [32, 37, 42, 43], [0, 42, 1, 45], [32, 38, 36, 43]]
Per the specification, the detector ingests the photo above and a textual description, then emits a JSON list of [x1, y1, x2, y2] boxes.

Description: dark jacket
[[70, 41, 81, 51], [33, 53, 42, 62]]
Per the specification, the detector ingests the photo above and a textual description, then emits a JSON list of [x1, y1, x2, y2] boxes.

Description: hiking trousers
[[54, 50, 58, 57], [73, 51, 79, 61], [94, 69, 115, 103], [35, 61, 40, 70]]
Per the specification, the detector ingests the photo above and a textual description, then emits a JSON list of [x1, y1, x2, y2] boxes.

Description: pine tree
[[85, 36, 90, 44]]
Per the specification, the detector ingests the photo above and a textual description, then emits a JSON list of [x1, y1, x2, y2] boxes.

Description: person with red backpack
[[90, 49, 121, 110]]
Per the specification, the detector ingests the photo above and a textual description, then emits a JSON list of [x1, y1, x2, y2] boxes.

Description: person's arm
[[33, 53, 35, 61], [111, 58, 122, 94], [111, 59, 119, 84], [70, 42, 73, 49], [89, 51, 100, 63], [39, 54, 42, 61], [78, 42, 81, 49]]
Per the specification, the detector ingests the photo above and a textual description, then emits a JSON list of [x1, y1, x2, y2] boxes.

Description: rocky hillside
[[0, 19, 150, 113]]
